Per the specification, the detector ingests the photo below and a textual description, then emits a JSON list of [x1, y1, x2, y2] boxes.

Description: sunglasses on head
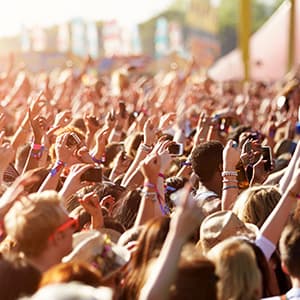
[[48, 217, 78, 241]]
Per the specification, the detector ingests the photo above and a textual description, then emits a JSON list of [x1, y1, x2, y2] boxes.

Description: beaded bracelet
[[143, 182, 170, 216], [140, 143, 153, 153], [222, 179, 238, 183], [222, 171, 238, 177], [140, 190, 158, 202], [50, 160, 66, 177]]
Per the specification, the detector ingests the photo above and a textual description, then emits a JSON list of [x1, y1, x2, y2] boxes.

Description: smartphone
[[119, 101, 126, 118], [80, 167, 102, 182], [245, 141, 252, 154], [168, 143, 183, 156], [66, 132, 81, 147], [261, 146, 272, 172]]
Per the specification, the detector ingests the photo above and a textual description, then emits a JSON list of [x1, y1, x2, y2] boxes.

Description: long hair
[[121, 216, 170, 300]]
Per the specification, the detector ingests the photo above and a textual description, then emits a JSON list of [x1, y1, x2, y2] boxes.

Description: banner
[[102, 20, 121, 56], [132, 24, 142, 55], [86, 21, 99, 59], [169, 21, 184, 54], [20, 25, 31, 52], [32, 26, 47, 52], [57, 23, 70, 53], [71, 18, 86, 57], [155, 17, 169, 58]]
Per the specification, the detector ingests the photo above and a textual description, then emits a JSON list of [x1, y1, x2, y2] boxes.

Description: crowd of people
[[0, 53, 299, 300]]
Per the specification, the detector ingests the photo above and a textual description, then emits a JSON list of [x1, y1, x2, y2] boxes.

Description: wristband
[[140, 190, 158, 202], [158, 173, 165, 180], [91, 155, 102, 164], [222, 185, 239, 191], [50, 160, 66, 177], [32, 143, 42, 150], [181, 160, 192, 167], [222, 171, 238, 177], [165, 185, 177, 192], [31, 145, 46, 159], [144, 182, 156, 189]]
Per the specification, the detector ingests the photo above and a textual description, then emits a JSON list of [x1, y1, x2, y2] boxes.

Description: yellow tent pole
[[239, 0, 251, 81], [288, 0, 295, 71]]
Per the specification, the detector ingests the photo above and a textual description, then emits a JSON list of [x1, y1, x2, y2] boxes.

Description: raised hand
[[159, 112, 176, 132], [79, 191, 104, 230], [55, 133, 78, 164], [29, 91, 47, 118], [53, 110, 72, 128], [223, 140, 241, 171], [170, 183, 206, 238], [143, 117, 157, 147]]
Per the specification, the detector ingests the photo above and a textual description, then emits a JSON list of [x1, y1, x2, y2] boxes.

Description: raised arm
[[259, 156, 300, 258], [139, 184, 205, 300]]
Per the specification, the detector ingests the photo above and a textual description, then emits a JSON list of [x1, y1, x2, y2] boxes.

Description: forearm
[[38, 162, 64, 192], [11, 118, 31, 152], [260, 190, 296, 246], [139, 230, 184, 300], [91, 214, 104, 230], [134, 186, 161, 227], [221, 172, 239, 210], [22, 138, 43, 173], [279, 142, 300, 193], [85, 131, 95, 150], [122, 147, 148, 186]]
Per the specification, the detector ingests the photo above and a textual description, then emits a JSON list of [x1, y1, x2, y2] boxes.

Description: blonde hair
[[208, 238, 261, 300], [232, 185, 280, 228], [4, 191, 67, 257]]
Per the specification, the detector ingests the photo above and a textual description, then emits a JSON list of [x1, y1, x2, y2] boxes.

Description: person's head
[[199, 210, 258, 254], [169, 245, 218, 300], [131, 216, 170, 268], [232, 185, 281, 228], [241, 239, 273, 298], [26, 282, 113, 300], [4, 191, 76, 270], [104, 142, 124, 168], [279, 219, 300, 279], [0, 253, 41, 300], [191, 141, 223, 188], [227, 125, 251, 144], [40, 262, 102, 288], [112, 189, 141, 230], [208, 237, 262, 300], [122, 217, 170, 299]]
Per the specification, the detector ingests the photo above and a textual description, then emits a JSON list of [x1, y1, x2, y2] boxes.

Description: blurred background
[[0, 0, 297, 81]]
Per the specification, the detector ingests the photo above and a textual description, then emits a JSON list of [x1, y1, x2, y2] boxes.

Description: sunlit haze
[[0, 0, 173, 37]]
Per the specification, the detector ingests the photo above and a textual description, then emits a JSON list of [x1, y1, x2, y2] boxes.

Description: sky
[[0, 0, 173, 37], [0, 0, 280, 38]]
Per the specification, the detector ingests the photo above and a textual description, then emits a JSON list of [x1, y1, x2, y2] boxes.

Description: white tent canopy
[[209, 1, 300, 81]]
